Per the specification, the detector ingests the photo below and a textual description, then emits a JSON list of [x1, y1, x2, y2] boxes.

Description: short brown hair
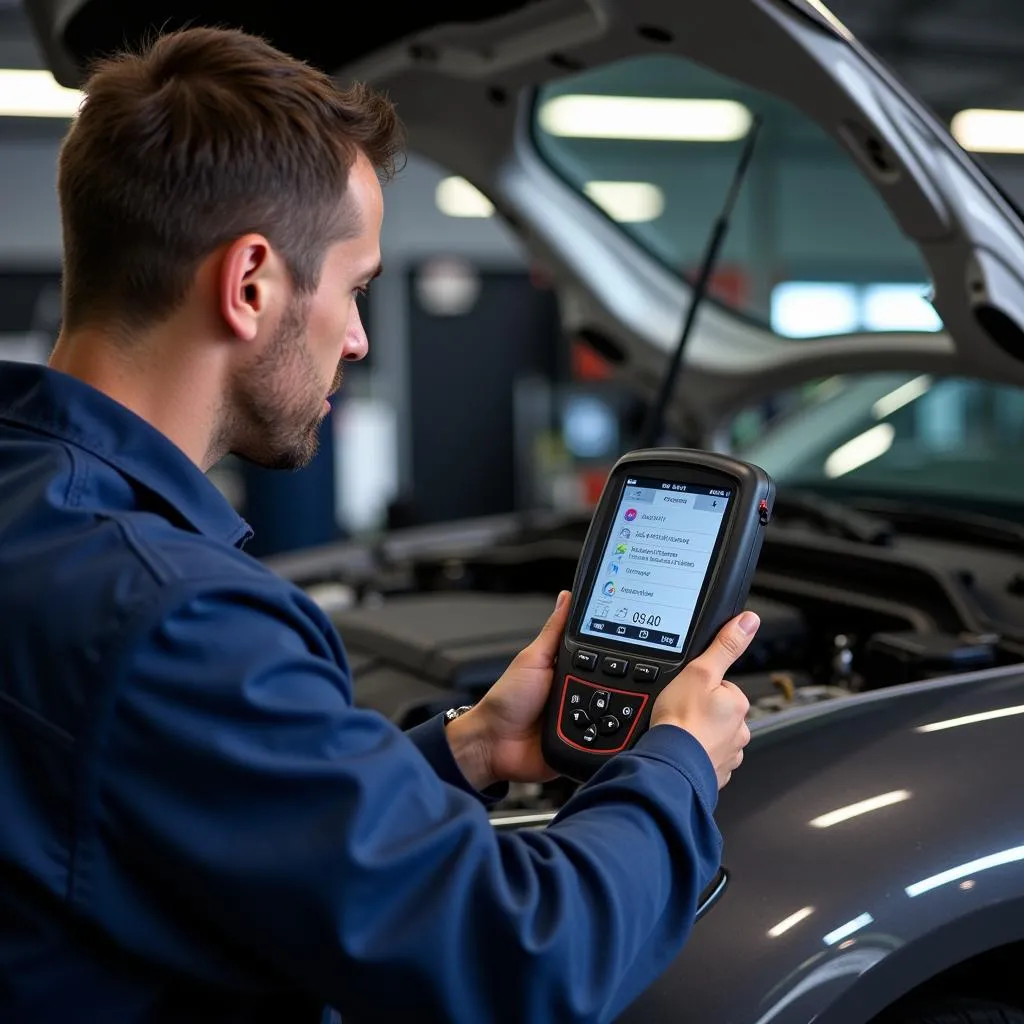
[[57, 26, 404, 333]]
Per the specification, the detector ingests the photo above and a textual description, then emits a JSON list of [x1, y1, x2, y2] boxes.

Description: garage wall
[[0, 141, 526, 268]]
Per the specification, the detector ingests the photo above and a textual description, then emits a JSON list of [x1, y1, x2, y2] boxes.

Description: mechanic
[[0, 26, 757, 1024]]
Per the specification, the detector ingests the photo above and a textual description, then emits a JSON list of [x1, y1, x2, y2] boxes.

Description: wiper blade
[[775, 489, 894, 546]]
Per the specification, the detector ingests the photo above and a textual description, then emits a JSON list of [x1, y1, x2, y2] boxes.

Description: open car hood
[[26, 0, 1024, 434]]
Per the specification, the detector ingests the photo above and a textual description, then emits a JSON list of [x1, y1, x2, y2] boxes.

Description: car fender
[[608, 663, 1024, 1023]]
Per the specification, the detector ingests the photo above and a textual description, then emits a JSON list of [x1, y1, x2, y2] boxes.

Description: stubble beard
[[223, 295, 342, 471]]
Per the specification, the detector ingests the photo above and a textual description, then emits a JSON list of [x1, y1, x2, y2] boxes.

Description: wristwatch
[[443, 705, 474, 726]]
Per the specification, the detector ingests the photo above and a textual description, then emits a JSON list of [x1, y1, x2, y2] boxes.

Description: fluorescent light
[[906, 846, 1024, 898], [809, 790, 911, 829], [804, 0, 854, 39], [823, 423, 895, 479], [538, 95, 752, 142], [0, 69, 83, 118], [872, 375, 932, 419], [771, 282, 859, 338], [583, 180, 665, 223], [952, 108, 1024, 154], [767, 907, 814, 938], [862, 284, 941, 332], [823, 912, 873, 946], [435, 176, 494, 218], [916, 703, 1024, 733]]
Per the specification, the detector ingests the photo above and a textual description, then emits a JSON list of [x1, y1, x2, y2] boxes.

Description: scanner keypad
[[559, 675, 648, 753]]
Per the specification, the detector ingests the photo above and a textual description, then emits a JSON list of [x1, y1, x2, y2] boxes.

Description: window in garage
[[532, 54, 939, 338]]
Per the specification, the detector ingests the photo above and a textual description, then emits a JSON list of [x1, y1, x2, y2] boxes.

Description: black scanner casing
[[541, 448, 775, 782]]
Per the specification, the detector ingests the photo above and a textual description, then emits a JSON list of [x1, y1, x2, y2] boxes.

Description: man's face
[[231, 152, 383, 470]]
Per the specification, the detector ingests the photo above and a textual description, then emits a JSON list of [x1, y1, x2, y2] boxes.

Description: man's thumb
[[528, 590, 570, 661], [692, 611, 760, 682]]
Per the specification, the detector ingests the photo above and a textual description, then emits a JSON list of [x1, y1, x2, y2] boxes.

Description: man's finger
[[690, 611, 760, 683]]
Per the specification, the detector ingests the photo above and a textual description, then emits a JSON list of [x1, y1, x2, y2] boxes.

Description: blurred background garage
[[2, 0, 1023, 557]]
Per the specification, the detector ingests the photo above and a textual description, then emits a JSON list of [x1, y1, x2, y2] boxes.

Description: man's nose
[[342, 312, 369, 362]]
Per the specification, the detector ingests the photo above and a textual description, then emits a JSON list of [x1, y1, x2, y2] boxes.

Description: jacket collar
[[0, 361, 252, 547]]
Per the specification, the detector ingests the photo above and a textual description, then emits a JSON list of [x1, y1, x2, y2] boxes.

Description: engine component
[[333, 591, 807, 728], [860, 629, 999, 688]]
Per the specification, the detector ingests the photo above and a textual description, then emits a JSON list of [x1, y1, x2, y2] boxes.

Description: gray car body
[[493, 662, 1024, 1022]]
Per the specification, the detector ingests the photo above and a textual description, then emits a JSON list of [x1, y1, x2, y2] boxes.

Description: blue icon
[[608, 562, 620, 574], [602, 581, 616, 596]]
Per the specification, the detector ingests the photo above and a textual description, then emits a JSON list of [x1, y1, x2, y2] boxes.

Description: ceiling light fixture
[[951, 108, 1024, 154], [770, 282, 859, 338], [802, 0, 853, 40], [435, 176, 494, 218], [538, 95, 752, 142], [583, 181, 665, 222], [862, 285, 941, 333], [0, 69, 83, 118]]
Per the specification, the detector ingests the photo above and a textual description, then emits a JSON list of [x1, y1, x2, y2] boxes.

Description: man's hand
[[649, 611, 758, 789], [445, 591, 570, 790]]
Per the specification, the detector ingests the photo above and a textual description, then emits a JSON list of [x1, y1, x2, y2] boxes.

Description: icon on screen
[[602, 581, 616, 597], [619, 527, 631, 540], [614, 607, 628, 619], [615, 543, 628, 555], [608, 562, 620, 574], [624, 508, 638, 522], [616, 626, 627, 635], [639, 629, 649, 639], [594, 602, 611, 617]]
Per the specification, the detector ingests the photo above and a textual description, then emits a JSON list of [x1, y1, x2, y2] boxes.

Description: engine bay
[[275, 501, 1024, 812]]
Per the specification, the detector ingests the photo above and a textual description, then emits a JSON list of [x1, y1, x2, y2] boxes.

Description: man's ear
[[218, 234, 277, 342]]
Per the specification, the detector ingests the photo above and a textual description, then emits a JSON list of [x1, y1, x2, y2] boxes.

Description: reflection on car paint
[[916, 703, 1024, 733], [808, 790, 912, 829], [906, 846, 1024, 898]]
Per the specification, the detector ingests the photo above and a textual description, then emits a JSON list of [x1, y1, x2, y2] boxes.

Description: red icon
[[624, 508, 637, 521]]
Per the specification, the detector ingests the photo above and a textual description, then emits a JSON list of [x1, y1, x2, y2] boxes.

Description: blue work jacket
[[0, 361, 722, 1023]]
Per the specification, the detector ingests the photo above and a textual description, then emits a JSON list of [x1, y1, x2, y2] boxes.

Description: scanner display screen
[[578, 476, 732, 654]]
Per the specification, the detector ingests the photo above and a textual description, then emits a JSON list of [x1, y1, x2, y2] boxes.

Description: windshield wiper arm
[[775, 490, 894, 546]]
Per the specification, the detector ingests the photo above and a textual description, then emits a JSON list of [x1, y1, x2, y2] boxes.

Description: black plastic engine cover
[[331, 591, 805, 728]]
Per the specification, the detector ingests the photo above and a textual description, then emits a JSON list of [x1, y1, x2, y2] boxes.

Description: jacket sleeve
[[404, 714, 510, 807], [83, 583, 723, 1024]]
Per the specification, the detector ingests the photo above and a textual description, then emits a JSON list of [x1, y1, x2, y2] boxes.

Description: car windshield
[[732, 373, 1024, 517], [533, 55, 942, 337]]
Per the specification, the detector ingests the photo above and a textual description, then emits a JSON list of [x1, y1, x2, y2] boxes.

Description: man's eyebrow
[[364, 262, 384, 283]]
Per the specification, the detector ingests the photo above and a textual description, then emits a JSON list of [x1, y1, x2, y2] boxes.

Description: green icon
[[615, 543, 628, 554]]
